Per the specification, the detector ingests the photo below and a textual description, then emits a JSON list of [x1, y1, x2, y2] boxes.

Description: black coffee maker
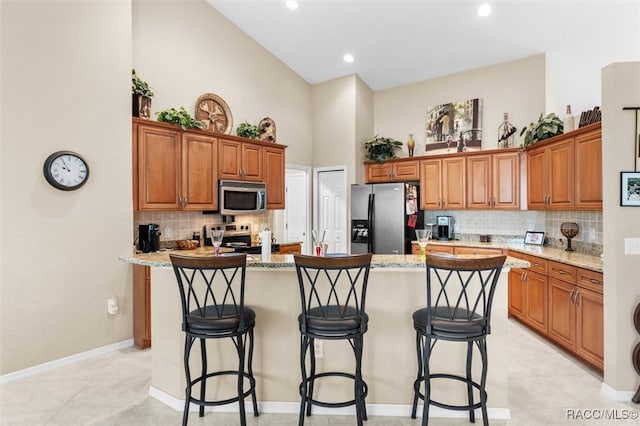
[[138, 224, 161, 252]]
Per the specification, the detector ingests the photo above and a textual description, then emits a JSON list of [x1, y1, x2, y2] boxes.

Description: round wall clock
[[43, 150, 90, 191]]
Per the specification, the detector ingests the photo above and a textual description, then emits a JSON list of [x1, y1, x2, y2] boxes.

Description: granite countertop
[[415, 240, 603, 273], [119, 250, 529, 270]]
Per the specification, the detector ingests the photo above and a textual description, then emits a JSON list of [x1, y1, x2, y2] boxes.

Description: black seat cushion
[[299, 305, 368, 336], [185, 304, 256, 334], [413, 306, 486, 338]]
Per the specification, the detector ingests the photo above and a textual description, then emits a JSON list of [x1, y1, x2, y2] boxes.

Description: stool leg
[[298, 335, 310, 426], [199, 338, 207, 418], [182, 335, 194, 426], [306, 337, 316, 417], [421, 336, 432, 426], [478, 339, 489, 426], [247, 328, 259, 417], [353, 336, 366, 426], [466, 341, 475, 423], [411, 332, 423, 419], [236, 334, 247, 426]]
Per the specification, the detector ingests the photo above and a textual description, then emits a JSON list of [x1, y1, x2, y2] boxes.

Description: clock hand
[[61, 159, 70, 171]]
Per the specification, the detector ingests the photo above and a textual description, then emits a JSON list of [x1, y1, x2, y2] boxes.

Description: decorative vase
[[407, 133, 415, 157], [560, 222, 579, 252], [563, 105, 575, 132], [133, 94, 152, 119]]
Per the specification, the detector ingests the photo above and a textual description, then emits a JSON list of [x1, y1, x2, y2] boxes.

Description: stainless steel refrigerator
[[350, 182, 424, 254]]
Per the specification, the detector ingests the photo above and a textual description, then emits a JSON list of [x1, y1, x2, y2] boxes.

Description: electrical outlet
[[589, 228, 596, 241], [313, 340, 323, 358], [625, 238, 640, 255], [164, 227, 171, 239]]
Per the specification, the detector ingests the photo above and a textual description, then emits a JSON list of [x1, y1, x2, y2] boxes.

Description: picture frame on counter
[[621, 171, 640, 206], [524, 231, 545, 245]]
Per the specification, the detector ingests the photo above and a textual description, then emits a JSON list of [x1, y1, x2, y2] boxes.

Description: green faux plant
[[131, 69, 154, 98], [236, 121, 260, 139], [520, 112, 564, 148], [156, 107, 203, 130], [363, 135, 404, 163]]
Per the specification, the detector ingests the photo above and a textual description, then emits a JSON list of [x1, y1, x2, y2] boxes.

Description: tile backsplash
[[425, 209, 602, 255]]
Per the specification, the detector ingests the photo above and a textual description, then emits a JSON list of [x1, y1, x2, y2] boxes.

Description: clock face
[[43, 151, 90, 191]]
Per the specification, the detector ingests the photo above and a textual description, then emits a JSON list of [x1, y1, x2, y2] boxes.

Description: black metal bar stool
[[411, 254, 506, 426], [293, 253, 372, 426], [170, 253, 258, 426]]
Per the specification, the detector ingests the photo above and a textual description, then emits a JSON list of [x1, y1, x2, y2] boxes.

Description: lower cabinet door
[[524, 271, 548, 334], [576, 288, 604, 370], [508, 268, 526, 321], [548, 278, 576, 351]]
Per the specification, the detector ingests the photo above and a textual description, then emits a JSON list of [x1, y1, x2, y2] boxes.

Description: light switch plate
[[624, 238, 640, 255]]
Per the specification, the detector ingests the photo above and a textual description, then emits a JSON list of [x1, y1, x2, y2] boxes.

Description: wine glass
[[415, 229, 432, 259], [211, 229, 224, 256]]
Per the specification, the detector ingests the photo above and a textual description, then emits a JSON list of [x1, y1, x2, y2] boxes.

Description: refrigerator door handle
[[368, 193, 375, 253]]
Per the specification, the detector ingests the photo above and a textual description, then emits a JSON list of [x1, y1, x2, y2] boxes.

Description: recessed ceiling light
[[343, 53, 354, 63], [477, 4, 492, 17], [286, 1, 298, 10]]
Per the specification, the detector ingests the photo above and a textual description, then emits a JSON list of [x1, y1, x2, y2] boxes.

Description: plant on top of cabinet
[[132, 69, 154, 119], [236, 121, 260, 139], [520, 112, 563, 149], [363, 135, 403, 163], [156, 107, 203, 130]]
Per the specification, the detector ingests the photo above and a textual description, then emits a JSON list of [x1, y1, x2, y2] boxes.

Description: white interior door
[[285, 166, 311, 254], [314, 167, 347, 254]]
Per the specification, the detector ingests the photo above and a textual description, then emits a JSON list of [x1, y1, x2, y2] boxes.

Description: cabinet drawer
[[524, 254, 547, 275], [454, 246, 503, 256], [425, 245, 455, 255], [548, 260, 576, 283], [576, 268, 603, 294]]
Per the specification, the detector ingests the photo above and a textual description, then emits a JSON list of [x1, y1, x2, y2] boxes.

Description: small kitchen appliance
[[138, 224, 161, 252], [436, 216, 454, 240]]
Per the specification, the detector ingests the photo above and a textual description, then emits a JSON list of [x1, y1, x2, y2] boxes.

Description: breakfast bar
[[119, 252, 528, 418]]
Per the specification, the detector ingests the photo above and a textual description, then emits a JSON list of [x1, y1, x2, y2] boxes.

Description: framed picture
[[425, 98, 482, 154], [524, 231, 545, 245], [621, 171, 640, 206]]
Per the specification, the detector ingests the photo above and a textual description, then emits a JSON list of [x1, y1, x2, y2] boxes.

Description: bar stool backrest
[[170, 253, 248, 333], [294, 254, 373, 334], [424, 254, 506, 335]]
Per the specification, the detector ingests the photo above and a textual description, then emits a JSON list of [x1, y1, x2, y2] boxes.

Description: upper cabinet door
[[466, 154, 492, 209], [182, 133, 217, 211], [264, 145, 285, 209], [492, 151, 520, 209], [441, 157, 465, 209], [241, 143, 264, 182], [547, 138, 574, 210], [420, 159, 442, 209], [136, 124, 182, 211], [574, 128, 602, 210], [527, 145, 547, 210], [218, 139, 243, 180]]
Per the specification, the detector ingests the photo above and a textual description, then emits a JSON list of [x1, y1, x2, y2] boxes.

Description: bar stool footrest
[[188, 370, 257, 407], [299, 371, 368, 409], [413, 373, 486, 411]]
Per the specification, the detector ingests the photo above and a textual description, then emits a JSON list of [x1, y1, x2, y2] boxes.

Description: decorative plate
[[194, 93, 233, 134], [258, 117, 276, 142]]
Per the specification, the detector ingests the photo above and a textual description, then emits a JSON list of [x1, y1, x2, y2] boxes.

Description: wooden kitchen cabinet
[[264, 145, 285, 209], [133, 265, 151, 349], [507, 251, 548, 335], [218, 138, 263, 182], [134, 121, 217, 211], [279, 242, 302, 254], [453, 246, 503, 256], [466, 150, 520, 210], [365, 158, 420, 183], [574, 126, 602, 210], [420, 157, 465, 209]]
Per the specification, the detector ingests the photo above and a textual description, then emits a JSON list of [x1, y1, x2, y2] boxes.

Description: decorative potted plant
[[132, 69, 154, 119], [519, 112, 564, 149], [363, 135, 404, 163], [236, 121, 260, 139], [155, 107, 203, 130]]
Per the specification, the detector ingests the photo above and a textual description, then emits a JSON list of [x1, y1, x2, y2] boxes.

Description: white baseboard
[[601, 382, 637, 401], [0, 339, 134, 384], [149, 386, 511, 419]]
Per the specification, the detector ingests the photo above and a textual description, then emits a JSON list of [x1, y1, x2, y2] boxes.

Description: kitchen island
[[119, 251, 528, 419]]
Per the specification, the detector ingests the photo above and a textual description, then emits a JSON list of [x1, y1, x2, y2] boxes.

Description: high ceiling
[[207, 0, 640, 92]]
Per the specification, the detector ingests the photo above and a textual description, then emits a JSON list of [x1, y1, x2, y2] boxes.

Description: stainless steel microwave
[[219, 180, 266, 215]]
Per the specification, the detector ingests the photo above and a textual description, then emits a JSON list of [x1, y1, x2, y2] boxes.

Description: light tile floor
[[1, 320, 638, 425]]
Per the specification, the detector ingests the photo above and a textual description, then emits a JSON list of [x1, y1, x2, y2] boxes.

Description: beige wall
[[602, 62, 640, 393], [1, 1, 133, 373], [374, 54, 546, 158]]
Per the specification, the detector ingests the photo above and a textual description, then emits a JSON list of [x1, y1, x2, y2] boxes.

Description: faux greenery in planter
[[236, 121, 260, 139], [156, 107, 203, 130], [520, 112, 564, 148], [363, 135, 403, 163], [132, 69, 154, 119]]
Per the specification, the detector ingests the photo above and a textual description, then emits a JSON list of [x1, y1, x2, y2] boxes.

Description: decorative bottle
[[497, 112, 516, 148], [563, 105, 575, 133], [407, 133, 415, 157]]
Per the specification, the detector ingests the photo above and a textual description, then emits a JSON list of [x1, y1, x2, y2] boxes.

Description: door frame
[[312, 165, 348, 251], [285, 164, 312, 254]]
